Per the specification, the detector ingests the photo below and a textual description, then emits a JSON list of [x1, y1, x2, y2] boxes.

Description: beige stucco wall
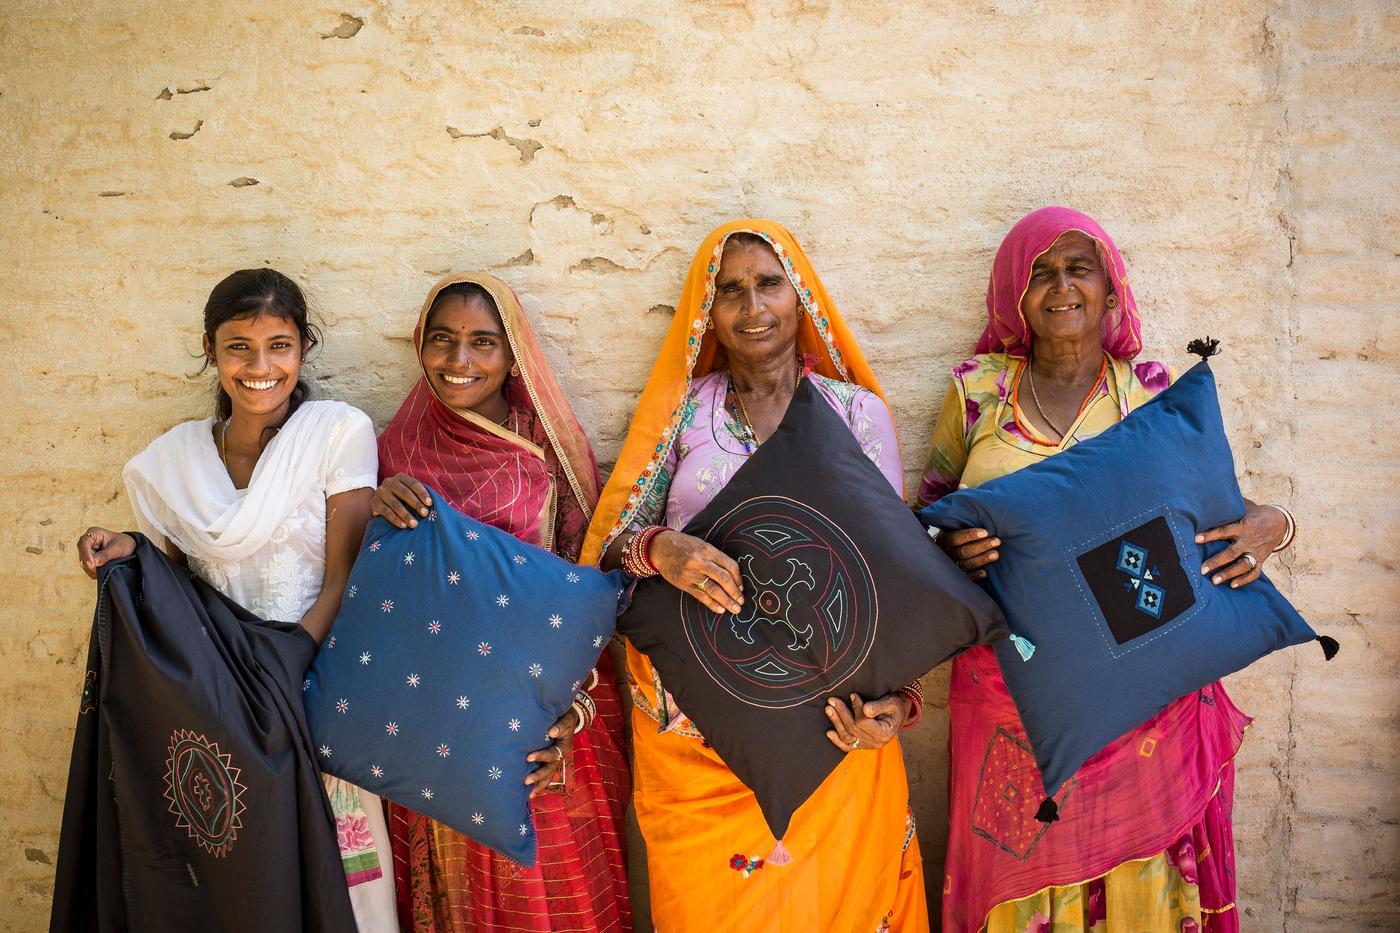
[[2, 1, 1396, 928]]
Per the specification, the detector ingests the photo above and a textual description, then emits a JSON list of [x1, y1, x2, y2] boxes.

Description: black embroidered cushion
[[920, 360, 1327, 809], [620, 378, 1006, 841]]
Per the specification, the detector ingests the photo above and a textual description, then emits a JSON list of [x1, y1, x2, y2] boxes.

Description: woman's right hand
[[77, 527, 136, 579], [370, 473, 433, 529], [649, 530, 744, 615], [937, 527, 1000, 581]]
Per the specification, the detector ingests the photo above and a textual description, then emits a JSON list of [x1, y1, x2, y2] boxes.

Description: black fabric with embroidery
[[50, 535, 355, 933], [620, 379, 1006, 841], [1076, 516, 1196, 644]]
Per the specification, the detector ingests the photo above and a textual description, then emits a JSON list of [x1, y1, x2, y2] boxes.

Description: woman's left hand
[[824, 692, 911, 753], [524, 707, 579, 797], [1196, 500, 1289, 589]]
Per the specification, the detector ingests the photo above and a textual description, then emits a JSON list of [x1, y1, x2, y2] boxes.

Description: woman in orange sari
[[372, 272, 631, 932], [582, 220, 928, 931]]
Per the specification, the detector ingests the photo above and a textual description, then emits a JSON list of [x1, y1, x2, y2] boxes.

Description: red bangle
[[622, 525, 665, 577], [898, 681, 925, 729]]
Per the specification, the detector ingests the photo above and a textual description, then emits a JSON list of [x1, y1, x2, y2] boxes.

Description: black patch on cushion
[[1076, 516, 1194, 644]]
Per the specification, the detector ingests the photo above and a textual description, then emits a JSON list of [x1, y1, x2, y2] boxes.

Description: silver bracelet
[[1264, 503, 1296, 553]]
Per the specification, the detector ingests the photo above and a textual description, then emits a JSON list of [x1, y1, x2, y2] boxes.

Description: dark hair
[[723, 231, 770, 252], [201, 268, 320, 421], [425, 281, 502, 328]]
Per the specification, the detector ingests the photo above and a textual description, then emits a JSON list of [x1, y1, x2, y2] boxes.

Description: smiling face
[[419, 290, 514, 417], [204, 313, 303, 420], [1020, 231, 1112, 348], [709, 236, 801, 369]]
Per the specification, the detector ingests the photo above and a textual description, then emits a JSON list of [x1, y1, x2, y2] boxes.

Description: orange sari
[[582, 220, 928, 932]]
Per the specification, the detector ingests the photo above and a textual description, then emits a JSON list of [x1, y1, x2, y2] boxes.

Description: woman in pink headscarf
[[916, 207, 1297, 932]]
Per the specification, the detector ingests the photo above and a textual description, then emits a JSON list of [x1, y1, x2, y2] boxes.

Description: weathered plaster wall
[[2, 1, 1396, 928]]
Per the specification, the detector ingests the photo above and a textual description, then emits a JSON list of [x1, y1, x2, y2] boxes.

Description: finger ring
[[696, 578, 710, 592], [1242, 552, 1258, 569], [554, 746, 565, 762], [850, 738, 860, 750]]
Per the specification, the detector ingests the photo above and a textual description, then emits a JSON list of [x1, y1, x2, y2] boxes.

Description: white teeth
[[240, 379, 278, 390], [740, 325, 772, 334], [442, 374, 479, 385]]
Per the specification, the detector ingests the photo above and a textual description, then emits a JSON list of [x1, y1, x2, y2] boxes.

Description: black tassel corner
[[1186, 337, 1221, 360], [1317, 635, 1340, 660], [1034, 798, 1060, 823]]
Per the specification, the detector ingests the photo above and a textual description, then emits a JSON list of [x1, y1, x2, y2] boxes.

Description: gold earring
[[1106, 294, 1119, 310], [509, 363, 520, 377]]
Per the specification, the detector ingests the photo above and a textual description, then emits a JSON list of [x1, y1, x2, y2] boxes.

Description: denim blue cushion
[[919, 361, 1324, 807], [303, 489, 624, 865]]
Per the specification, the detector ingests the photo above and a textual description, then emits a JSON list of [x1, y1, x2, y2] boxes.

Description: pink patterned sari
[[928, 207, 1252, 932]]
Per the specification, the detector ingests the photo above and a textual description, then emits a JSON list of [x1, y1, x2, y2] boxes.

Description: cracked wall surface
[[1, 1, 1396, 929]]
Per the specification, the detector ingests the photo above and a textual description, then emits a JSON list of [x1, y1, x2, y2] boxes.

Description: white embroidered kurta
[[124, 399, 399, 933]]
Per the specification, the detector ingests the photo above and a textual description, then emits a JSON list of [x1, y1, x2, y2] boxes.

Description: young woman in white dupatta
[[77, 269, 399, 932]]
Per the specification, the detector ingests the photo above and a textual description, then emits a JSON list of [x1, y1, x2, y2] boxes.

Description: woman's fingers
[[1211, 555, 1255, 587], [1200, 539, 1246, 581], [398, 474, 433, 514], [547, 707, 579, 740], [524, 743, 565, 796], [952, 535, 1001, 561], [957, 548, 1000, 572], [1229, 563, 1263, 589], [942, 527, 991, 548], [78, 528, 134, 578], [1195, 520, 1244, 545], [371, 477, 422, 529]]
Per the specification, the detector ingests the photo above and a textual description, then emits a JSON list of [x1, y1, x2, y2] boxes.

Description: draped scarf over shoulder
[[977, 205, 1144, 361], [581, 218, 887, 565], [377, 272, 600, 559]]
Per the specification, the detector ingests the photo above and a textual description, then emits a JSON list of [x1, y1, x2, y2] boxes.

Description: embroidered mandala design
[[162, 729, 247, 858], [682, 495, 877, 709]]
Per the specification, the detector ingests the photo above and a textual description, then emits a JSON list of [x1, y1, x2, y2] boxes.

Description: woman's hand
[[76, 527, 136, 579], [524, 707, 578, 798], [649, 530, 744, 615], [824, 692, 911, 752], [1197, 501, 1288, 589], [937, 527, 1001, 580], [370, 473, 433, 529]]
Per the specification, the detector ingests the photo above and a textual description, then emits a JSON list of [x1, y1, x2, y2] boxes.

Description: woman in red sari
[[371, 272, 631, 932]]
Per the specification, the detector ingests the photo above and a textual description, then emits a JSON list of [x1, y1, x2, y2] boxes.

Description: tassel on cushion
[[1317, 635, 1340, 660], [1187, 337, 1221, 360], [766, 838, 793, 866], [1008, 633, 1036, 661], [1034, 797, 1060, 823]]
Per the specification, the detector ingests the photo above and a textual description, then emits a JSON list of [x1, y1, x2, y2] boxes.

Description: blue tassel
[[1009, 633, 1036, 661]]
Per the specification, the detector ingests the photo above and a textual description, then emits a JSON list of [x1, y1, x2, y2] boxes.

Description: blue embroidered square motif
[[920, 360, 1324, 806], [1136, 582, 1165, 618], [1116, 541, 1147, 577], [303, 488, 624, 866]]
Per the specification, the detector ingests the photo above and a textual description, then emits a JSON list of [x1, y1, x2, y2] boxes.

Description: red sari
[[379, 272, 631, 932]]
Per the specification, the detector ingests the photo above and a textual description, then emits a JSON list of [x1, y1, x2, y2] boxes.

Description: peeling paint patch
[[228, 177, 259, 188], [514, 26, 545, 36], [169, 120, 203, 140], [648, 304, 677, 316], [570, 256, 629, 274], [24, 848, 50, 865], [446, 125, 543, 164], [321, 13, 364, 40], [156, 81, 210, 100], [502, 249, 536, 267], [98, 191, 129, 197]]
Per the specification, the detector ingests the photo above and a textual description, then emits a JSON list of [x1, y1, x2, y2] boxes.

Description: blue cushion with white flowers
[[303, 488, 624, 865]]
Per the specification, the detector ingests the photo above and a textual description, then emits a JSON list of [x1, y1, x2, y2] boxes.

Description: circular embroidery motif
[[162, 729, 247, 858], [682, 495, 877, 709]]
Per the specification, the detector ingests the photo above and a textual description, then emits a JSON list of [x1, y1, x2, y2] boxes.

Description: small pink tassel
[[766, 838, 793, 866]]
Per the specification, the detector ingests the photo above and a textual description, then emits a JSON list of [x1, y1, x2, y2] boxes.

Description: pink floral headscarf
[[976, 206, 1143, 360]]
